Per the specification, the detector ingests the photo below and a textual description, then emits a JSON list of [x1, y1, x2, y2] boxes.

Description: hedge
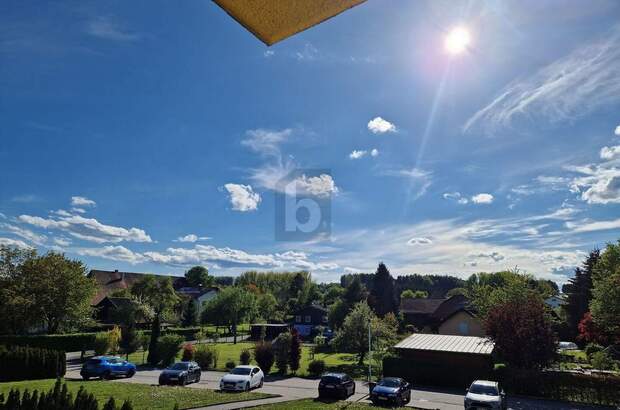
[[0, 345, 66, 382], [0, 333, 96, 353], [496, 368, 620, 406]]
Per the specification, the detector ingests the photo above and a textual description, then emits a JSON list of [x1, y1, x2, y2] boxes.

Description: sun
[[445, 27, 471, 55]]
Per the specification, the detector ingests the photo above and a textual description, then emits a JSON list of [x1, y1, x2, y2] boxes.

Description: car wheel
[[245, 382, 250, 392], [351, 384, 355, 396], [180, 377, 187, 386], [196, 374, 201, 383], [127, 369, 135, 378], [406, 391, 411, 403], [396, 396, 403, 408], [259, 378, 264, 388], [102, 371, 112, 380], [81, 375, 90, 381]]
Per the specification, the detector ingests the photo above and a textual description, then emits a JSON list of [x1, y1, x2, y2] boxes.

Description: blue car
[[370, 377, 411, 407], [80, 356, 136, 380]]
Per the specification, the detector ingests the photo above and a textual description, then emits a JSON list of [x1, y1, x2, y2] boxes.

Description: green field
[[0, 379, 272, 410]]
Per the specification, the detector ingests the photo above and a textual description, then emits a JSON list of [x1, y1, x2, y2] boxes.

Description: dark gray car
[[158, 361, 201, 386]]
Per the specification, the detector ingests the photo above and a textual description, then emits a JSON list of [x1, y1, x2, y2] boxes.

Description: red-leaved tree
[[485, 294, 556, 369], [577, 312, 609, 345]]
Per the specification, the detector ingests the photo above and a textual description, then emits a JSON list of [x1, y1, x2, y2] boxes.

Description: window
[[295, 315, 302, 322], [458, 321, 469, 335], [305, 315, 311, 323]]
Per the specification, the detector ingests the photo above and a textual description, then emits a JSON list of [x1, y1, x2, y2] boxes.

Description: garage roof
[[394, 333, 495, 355], [213, 0, 366, 45]]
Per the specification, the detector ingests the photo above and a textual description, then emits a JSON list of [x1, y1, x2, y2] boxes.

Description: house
[[94, 296, 140, 325], [250, 324, 290, 341], [400, 294, 484, 337], [545, 295, 567, 309], [385, 333, 495, 387], [291, 305, 329, 337], [176, 286, 219, 315], [88, 269, 182, 305]]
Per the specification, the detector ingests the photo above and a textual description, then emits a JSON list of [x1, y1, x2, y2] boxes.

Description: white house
[[545, 295, 567, 309], [176, 287, 219, 314]]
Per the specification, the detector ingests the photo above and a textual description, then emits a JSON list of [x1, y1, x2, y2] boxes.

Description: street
[[65, 362, 613, 410]]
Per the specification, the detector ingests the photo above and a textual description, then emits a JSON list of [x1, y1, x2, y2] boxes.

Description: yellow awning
[[213, 0, 366, 46]]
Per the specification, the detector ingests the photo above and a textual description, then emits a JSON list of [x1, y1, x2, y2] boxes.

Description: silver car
[[464, 380, 507, 410]]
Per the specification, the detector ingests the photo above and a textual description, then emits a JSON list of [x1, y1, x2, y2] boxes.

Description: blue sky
[[2, 1, 620, 283]]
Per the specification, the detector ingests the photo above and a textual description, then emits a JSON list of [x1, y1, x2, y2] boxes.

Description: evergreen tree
[[369, 262, 397, 317], [147, 315, 160, 366], [563, 249, 599, 340], [119, 325, 140, 361], [289, 329, 301, 374], [181, 300, 198, 327], [103, 397, 117, 410]]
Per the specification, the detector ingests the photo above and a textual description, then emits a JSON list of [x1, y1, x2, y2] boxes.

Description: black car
[[370, 377, 411, 407], [158, 361, 201, 386], [318, 373, 356, 399]]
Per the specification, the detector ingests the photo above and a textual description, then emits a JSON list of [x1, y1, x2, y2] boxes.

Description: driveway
[[65, 363, 613, 410]]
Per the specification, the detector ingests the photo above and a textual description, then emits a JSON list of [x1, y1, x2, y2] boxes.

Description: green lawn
[[0, 379, 272, 410], [252, 398, 424, 409]]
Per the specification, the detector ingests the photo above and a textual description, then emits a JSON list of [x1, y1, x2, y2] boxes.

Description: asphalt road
[[65, 361, 616, 410]]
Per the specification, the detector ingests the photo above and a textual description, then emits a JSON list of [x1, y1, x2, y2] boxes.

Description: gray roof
[[394, 333, 494, 355]]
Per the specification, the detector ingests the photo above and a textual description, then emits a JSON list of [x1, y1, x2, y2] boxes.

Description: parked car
[[318, 373, 356, 399], [80, 356, 136, 380], [159, 361, 201, 386], [219, 365, 264, 392], [370, 377, 411, 406], [464, 380, 507, 410]]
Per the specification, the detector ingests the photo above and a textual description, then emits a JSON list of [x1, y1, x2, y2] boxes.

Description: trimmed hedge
[[0, 333, 96, 353], [0, 345, 66, 382]]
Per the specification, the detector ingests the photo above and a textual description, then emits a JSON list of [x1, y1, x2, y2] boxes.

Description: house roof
[[293, 305, 328, 315], [432, 294, 473, 321], [400, 298, 445, 315], [88, 269, 180, 305], [176, 286, 219, 299], [96, 296, 136, 310], [213, 0, 366, 46], [394, 333, 494, 355]]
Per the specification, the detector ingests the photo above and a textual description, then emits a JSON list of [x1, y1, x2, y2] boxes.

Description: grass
[[251, 398, 426, 409], [0, 379, 272, 410]]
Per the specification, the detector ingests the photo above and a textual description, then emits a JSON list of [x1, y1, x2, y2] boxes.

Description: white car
[[219, 365, 264, 392], [464, 380, 507, 410]]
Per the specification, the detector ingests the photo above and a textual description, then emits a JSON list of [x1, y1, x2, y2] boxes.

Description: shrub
[[225, 360, 236, 370], [93, 332, 111, 356], [585, 343, 604, 358], [108, 326, 122, 354], [181, 343, 195, 361], [194, 344, 216, 369], [157, 334, 184, 367], [273, 332, 291, 375], [307, 359, 325, 377], [590, 351, 617, 370], [254, 342, 275, 374], [0, 345, 65, 382], [289, 329, 301, 374], [0, 333, 96, 353], [240, 349, 251, 365]]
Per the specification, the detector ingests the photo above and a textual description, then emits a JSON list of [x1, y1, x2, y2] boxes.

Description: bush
[[93, 332, 111, 356], [307, 359, 325, 377], [240, 349, 251, 365], [590, 351, 617, 370], [0, 345, 65, 382], [181, 343, 195, 361], [585, 343, 604, 358], [157, 334, 184, 366], [194, 344, 216, 369], [254, 342, 275, 374], [273, 332, 291, 375], [0, 333, 97, 353], [225, 360, 236, 370], [108, 326, 122, 354]]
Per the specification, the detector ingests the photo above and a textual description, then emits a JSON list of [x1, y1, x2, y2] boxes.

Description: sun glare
[[445, 27, 471, 55]]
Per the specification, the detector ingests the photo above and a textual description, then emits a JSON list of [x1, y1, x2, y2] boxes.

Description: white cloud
[[295, 43, 319, 61], [370, 148, 379, 157], [0, 223, 47, 245], [71, 208, 87, 214], [86, 17, 141, 41], [264, 50, 275, 58], [469, 251, 505, 262], [471, 193, 494, 204], [367, 117, 396, 134], [174, 234, 210, 243], [443, 192, 469, 204], [464, 26, 620, 134], [241, 128, 292, 158], [77, 245, 146, 264], [71, 196, 96, 207], [0, 237, 30, 248], [600, 145, 620, 160], [293, 174, 339, 198], [349, 150, 367, 159], [568, 164, 620, 204], [18, 214, 152, 243], [224, 184, 261, 212], [53, 237, 72, 247], [566, 218, 620, 233], [0, 213, 5, 219], [407, 237, 433, 246], [615, 125, 620, 136], [52, 209, 72, 217]]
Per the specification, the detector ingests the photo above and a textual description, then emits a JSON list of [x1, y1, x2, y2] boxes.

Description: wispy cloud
[[85, 17, 141, 42], [566, 218, 620, 233], [174, 234, 211, 243], [464, 25, 620, 134], [71, 196, 96, 207]]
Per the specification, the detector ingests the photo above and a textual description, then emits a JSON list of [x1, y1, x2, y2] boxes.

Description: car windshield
[[321, 376, 341, 384], [470, 384, 498, 396], [230, 367, 251, 375], [378, 378, 400, 388], [168, 363, 189, 370]]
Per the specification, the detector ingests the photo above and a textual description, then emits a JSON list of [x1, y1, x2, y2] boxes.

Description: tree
[[332, 302, 398, 365], [590, 240, 620, 343], [485, 293, 557, 369], [254, 342, 275, 373], [257, 292, 281, 322], [289, 329, 301, 374], [181, 299, 198, 327], [0, 248, 96, 333], [119, 325, 140, 360], [131, 275, 179, 365], [201, 287, 256, 344], [273, 332, 291, 374], [400, 289, 427, 300], [578, 312, 609, 345], [369, 263, 397, 317], [563, 249, 599, 340], [185, 266, 213, 288], [329, 276, 368, 329]]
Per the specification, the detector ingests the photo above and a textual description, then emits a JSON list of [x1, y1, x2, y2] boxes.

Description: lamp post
[[368, 318, 372, 383]]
